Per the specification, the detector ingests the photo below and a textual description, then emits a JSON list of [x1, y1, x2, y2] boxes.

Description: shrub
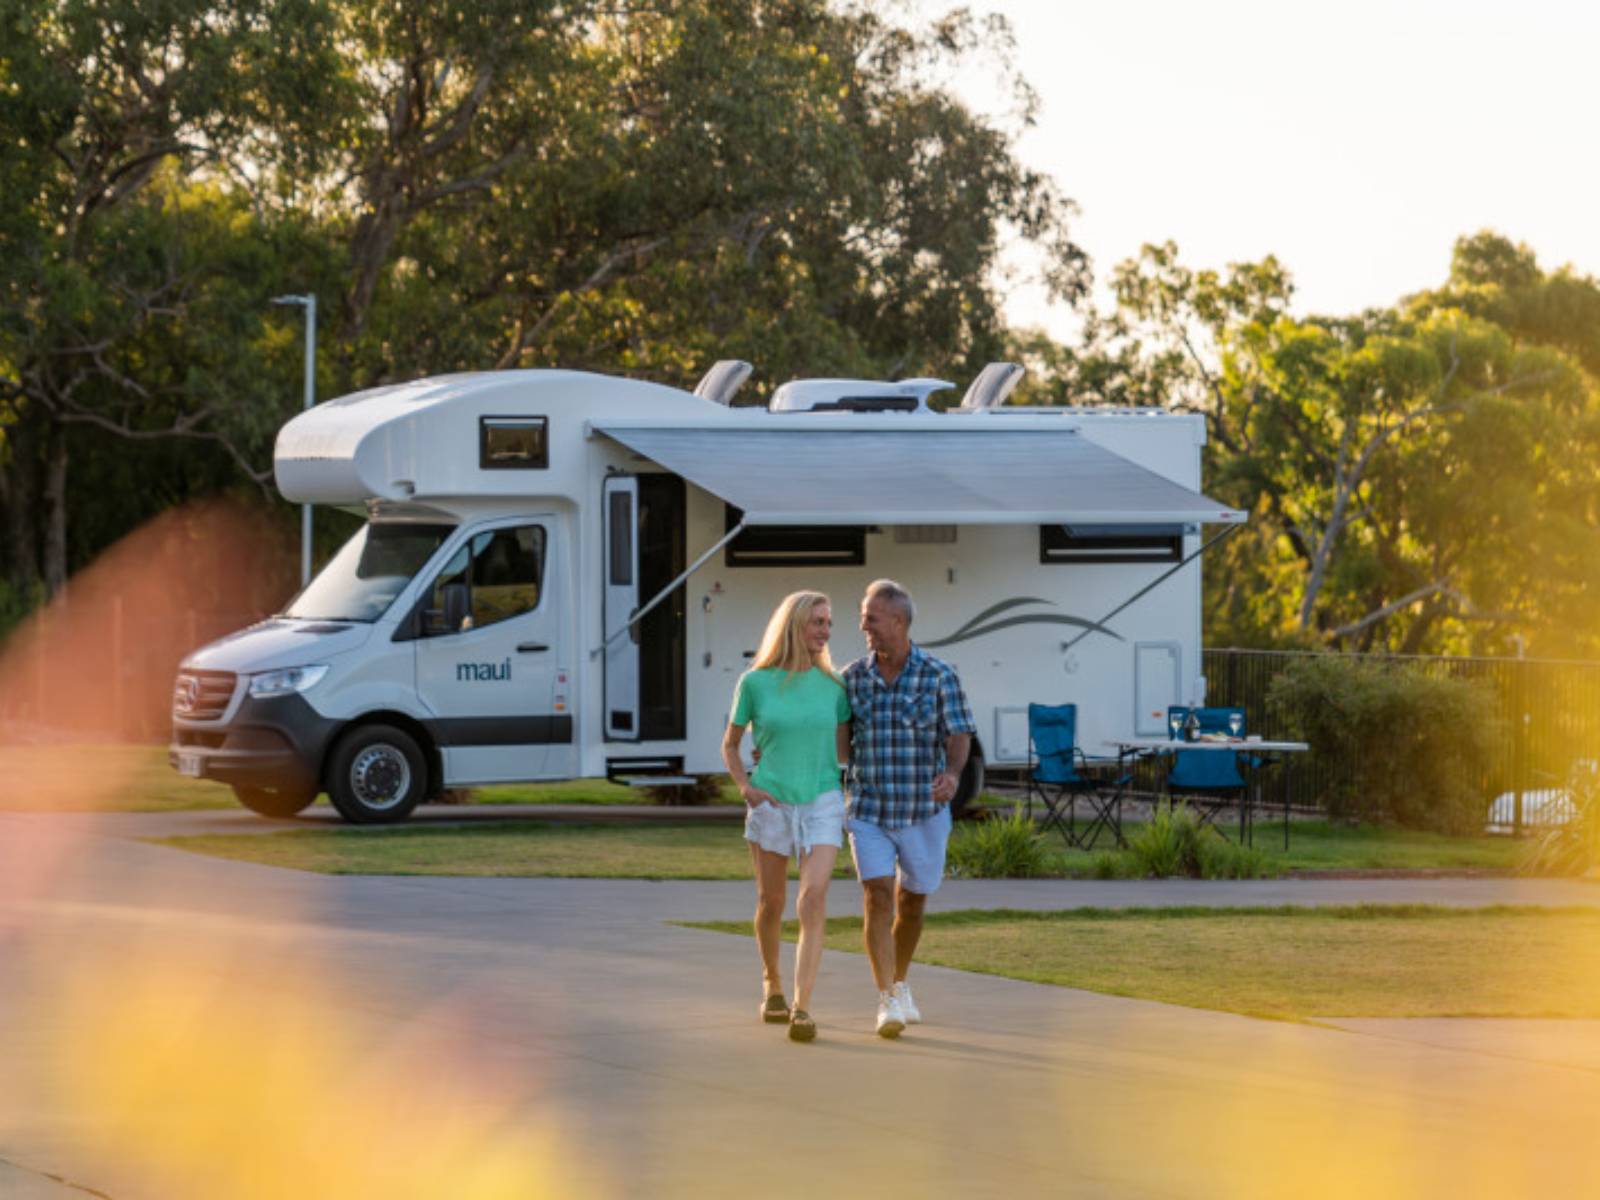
[[1267, 654, 1503, 834], [947, 805, 1051, 878], [1197, 836, 1274, 880], [1520, 765, 1600, 877], [1126, 804, 1207, 877], [1122, 806, 1277, 879]]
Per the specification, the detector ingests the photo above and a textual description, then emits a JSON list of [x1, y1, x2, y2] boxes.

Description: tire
[[326, 724, 427, 825], [233, 784, 317, 819], [950, 750, 985, 820]]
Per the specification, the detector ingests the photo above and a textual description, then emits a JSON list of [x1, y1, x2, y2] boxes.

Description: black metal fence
[[1203, 647, 1600, 818]]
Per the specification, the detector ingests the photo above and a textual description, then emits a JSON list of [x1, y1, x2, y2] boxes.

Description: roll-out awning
[[589, 422, 1245, 526]]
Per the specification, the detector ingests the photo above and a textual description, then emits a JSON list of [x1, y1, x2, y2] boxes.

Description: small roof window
[[480, 416, 548, 469]]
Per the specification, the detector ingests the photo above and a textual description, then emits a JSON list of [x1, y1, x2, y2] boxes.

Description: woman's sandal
[[761, 993, 790, 1024], [788, 1009, 816, 1042]]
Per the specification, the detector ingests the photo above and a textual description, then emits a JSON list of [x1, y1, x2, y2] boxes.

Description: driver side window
[[423, 525, 545, 636]]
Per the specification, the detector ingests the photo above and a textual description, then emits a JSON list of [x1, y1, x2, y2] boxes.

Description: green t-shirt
[[730, 667, 852, 806]]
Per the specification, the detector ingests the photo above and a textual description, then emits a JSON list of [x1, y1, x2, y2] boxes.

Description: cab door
[[414, 518, 568, 782], [603, 475, 641, 741]]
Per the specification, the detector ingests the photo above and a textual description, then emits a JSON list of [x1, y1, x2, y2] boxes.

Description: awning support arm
[[588, 521, 747, 660], [1062, 523, 1242, 651]]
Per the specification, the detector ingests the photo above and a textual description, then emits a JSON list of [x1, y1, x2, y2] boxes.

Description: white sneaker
[[893, 980, 921, 1024], [875, 991, 905, 1038]]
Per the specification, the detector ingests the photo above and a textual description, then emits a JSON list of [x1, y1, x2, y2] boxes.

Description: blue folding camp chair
[[1027, 703, 1130, 849], [1165, 706, 1257, 839]]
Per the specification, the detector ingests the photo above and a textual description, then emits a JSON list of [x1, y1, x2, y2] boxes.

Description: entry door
[[603, 475, 641, 741], [414, 519, 565, 782]]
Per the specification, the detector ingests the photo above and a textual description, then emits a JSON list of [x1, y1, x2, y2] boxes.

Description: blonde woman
[[721, 590, 852, 1043]]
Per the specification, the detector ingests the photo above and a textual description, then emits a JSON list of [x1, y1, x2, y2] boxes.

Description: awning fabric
[[591, 423, 1245, 526]]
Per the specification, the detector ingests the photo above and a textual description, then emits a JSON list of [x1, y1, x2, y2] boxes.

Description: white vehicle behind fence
[[169, 363, 1244, 822]]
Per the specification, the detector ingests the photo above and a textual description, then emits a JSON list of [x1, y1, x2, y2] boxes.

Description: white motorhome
[[169, 365, 1243, 822]]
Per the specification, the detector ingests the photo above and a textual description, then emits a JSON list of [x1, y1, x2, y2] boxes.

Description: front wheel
[[326, 724, 427, 824], [233, 784, 317, 819], [950, 751, 985, 820]]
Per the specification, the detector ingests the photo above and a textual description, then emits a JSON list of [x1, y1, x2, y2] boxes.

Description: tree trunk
[[1, 402, 43, 596], [43, 419, 68, 597]]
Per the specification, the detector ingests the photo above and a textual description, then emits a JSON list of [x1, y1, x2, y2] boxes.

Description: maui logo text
[[456, 659, 512, 682]]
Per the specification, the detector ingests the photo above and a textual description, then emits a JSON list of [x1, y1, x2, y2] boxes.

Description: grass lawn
[[151, 822, 851, 880], [1028, 817, 1525, 876], [153, 815, 1529, 879], [1, 744, 236, 812], [682, 905, 1600, 1020], [0, 744, 739, 812]]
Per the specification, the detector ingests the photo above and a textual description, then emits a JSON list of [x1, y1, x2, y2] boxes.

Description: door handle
[[517, 642, 549, 653]]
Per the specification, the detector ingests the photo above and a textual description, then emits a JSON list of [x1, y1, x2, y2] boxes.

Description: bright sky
[[918, 0, 1600, 339]]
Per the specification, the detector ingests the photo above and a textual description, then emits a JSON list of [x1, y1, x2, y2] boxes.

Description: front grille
[[173, 670, 237, 720]]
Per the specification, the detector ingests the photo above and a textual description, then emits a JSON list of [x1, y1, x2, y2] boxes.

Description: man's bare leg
[[892, 882, 928, 983], [861, 876, 897, 992]]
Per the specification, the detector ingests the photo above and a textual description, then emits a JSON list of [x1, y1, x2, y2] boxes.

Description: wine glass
[[1168, 709, 1184, 741], [1227, 711, 1245, 740]]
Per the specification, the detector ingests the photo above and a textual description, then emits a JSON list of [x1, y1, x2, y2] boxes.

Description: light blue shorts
[[847, 805, 952, 895]]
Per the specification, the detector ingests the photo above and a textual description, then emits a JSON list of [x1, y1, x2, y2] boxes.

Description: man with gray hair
[[842, 579, 975, 1037]]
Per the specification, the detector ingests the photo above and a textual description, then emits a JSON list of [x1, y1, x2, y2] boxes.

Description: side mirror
[[443, 582, 470, 632]]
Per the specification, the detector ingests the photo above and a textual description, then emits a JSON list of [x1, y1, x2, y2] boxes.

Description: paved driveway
[[3, 811, 1598, 1199]]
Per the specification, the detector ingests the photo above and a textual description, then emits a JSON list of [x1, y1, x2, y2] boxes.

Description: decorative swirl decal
[[920, 599, 1123, 648], [931, 597, 1055, 643]]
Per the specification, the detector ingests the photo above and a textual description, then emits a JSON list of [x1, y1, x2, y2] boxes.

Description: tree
[[1049, 237, 1600, 656], [0, 0, 1088, 627], [0, 0, 341, 599]]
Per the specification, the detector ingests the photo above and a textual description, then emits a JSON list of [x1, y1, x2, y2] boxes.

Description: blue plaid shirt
[[844, 645, 976, 830]]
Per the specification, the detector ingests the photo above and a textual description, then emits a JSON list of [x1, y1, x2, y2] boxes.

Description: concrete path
[[2, 811, 1598, 1199]]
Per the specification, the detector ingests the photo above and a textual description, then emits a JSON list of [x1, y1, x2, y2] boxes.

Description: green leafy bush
[[1197, 837, 1273, 880], [947, 806, 1051, 879], [1267, 655, 1502, 833], [1122, 805, 1276, 878], [1126, 805, 1206, 877]]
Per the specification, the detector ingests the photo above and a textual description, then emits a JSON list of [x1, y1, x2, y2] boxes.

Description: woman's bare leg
[[749, 841, 790, 998], [792, 844, 839, 1012]]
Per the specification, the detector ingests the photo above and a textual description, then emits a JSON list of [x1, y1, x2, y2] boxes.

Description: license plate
[[177, 751, 203, 778]]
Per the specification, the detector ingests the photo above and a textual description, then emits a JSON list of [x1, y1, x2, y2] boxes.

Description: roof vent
[[957, 362, 1026, 411], [693, 360, 754, 406]]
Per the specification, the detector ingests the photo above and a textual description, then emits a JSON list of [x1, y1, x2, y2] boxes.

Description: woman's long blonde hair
[[751, 590, 840, 680]]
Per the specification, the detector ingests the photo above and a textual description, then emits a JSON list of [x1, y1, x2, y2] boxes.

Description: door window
[[424, 525, 545, 635]]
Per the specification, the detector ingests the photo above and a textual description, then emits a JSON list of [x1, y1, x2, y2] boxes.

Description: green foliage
[[1121, 804, 1278, 879], [947, 806, 1052, 879], [1, 0, 1085, 599], [1520, 766, 1600, 877], [1195, 837, 1274, 880], [1267, 655, 1503, 833], [1051, 234, 1600, 658], [1125, 804, 1206, 877]]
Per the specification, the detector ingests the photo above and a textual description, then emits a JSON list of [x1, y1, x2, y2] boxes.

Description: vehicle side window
[[423, 525, 545, 635]]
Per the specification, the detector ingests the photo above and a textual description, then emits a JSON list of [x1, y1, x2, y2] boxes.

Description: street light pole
[[270, 294, 317, 586]]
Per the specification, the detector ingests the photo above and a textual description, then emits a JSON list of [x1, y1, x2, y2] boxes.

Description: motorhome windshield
[[284, 522, 455, 622]]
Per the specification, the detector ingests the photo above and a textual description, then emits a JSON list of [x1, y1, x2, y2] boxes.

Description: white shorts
[[744, 789, 847, 860]]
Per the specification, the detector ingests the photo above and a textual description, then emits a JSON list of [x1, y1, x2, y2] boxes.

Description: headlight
[[248, 664, 329, 698]]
